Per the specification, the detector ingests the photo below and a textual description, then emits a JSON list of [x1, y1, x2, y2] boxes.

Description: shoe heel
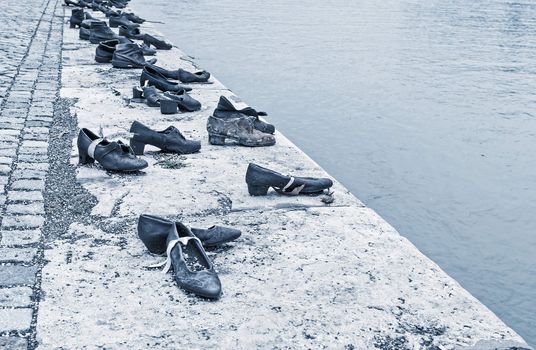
[[78, 146, 95, 165], [247, 183, 269, 196], [132, 86, 143, 99], [129, 139, 146, 155], [208, 134, 226, 145], [160, 100, 178, 114]]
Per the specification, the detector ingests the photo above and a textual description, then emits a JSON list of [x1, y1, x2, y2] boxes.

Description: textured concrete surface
[[0, 0, 532, 348], [33, 3, 531, 350]]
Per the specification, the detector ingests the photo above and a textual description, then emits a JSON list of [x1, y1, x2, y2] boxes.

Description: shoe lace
[[148, 236, 201, 273]]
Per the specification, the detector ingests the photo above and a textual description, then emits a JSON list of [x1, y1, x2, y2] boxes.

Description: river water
[[131, 0, 536, 345]]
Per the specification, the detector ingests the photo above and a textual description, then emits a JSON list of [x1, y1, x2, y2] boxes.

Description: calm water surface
[[132, 0, 536, 344]]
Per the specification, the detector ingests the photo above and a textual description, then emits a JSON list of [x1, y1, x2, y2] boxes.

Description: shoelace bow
[[148, 236, 201, 274]]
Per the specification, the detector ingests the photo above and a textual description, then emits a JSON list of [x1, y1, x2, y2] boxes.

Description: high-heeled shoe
[[143, 34, 172, 50], [140, 219, 222, 299], [137, 214, 241, 250], [77, 128, 148, 171], [163, 90, 201, 112], [129, 121, 201, 155], [245, 163, 333, 196]]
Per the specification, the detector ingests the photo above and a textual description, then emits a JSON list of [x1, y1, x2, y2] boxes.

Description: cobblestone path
[[0, 0, 62, 348]]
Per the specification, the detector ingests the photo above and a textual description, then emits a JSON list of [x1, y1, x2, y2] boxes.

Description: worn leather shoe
[[207, 116, 275, 147], [140, 65, 192, 92], [129, 121, 201, 154], [163, 90, 201, 112], [177, 69, 211, 83], [141, 220, 222, 299], [245, 163, 333, 196], [95, 39, 119, 63], [77, 128, 148, 171], [214, 95, 275, 134], [118, 25, 144, 40], [69, 8, 94, 28], [138, 214, 241, 250], [143, 34, 172, 50], [109, 13, 139, 28], [89, 22, 130, 44], [112, 43, 157, 68]]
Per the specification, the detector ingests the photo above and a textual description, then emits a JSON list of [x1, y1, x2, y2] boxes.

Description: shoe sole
[[208, 133, 275, 147]]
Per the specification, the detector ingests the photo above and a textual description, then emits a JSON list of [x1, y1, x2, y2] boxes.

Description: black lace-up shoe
[[140, 219, 222, 299]]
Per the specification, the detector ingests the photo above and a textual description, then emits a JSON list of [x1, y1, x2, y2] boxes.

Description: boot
[[206, 115, 275, 147], [112, 43, 157, 68], [95, 39, 120, 63], [129, 121, 201, 155], [213, 95, 275, 134], [69, 8, 93, 28], [89, 22, 131, 44], [245, 163, 333, 196]]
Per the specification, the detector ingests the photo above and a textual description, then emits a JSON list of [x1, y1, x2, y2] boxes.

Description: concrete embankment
[[0, 0, 531, 348]]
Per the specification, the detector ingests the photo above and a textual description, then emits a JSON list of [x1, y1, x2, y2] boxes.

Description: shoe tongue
[[217, 96, 236, 112], [163, 126, 185, 139], [115, 140, 134, 156]]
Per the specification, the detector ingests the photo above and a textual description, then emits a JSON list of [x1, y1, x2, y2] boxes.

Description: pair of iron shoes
[[138, 214, 241, 299], [132, 86, 201, 114]]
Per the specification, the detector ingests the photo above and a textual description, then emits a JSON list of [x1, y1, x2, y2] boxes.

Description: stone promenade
[[0, 0, 532, 349], [0, 0, 62, 348]]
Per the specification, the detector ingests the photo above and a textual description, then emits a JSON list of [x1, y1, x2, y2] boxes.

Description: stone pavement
[[0, 0, 62, 348]]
